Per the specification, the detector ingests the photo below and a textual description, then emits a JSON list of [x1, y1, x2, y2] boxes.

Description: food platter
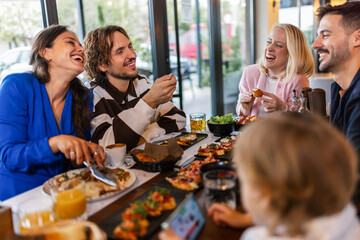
[[153, 156, 220, 192], [194, 135, 237, 161], [42, 168, 137, 203], [98, 186, 187, 240]]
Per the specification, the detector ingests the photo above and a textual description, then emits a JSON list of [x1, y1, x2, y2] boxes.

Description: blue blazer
[[0, 72, 93, 200]]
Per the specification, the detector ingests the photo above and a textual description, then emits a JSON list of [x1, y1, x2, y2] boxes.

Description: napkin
[[144, 138, 184, 161]]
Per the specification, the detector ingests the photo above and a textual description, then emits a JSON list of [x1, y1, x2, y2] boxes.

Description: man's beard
[[108, 69, 138, 81], [318, 41, 350, 72]]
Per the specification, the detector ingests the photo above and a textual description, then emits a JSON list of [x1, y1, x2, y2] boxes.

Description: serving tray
[[156, 132, 208, 150], [98, 186, 187, 240]]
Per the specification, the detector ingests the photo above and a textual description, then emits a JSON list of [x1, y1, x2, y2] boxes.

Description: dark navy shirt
[[330, 68, 360, 203], [330, 68, 360, 154]]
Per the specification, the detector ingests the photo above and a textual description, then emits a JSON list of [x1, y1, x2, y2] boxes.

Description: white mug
[[105, 143, 126, 167]]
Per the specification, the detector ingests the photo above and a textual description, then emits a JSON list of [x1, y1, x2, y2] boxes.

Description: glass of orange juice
[[17, 197, 56, 233], [51, 179, 87, 221]]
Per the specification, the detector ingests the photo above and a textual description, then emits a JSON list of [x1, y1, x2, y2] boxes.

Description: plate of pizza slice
[[42, 167, 136, 202], [162, 132, 208, 149]]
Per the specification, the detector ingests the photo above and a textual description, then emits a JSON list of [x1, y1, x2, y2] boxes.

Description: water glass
[[203, 169, 237, 210], [17, 197, 55, 233], [190, 112, 206, 132]]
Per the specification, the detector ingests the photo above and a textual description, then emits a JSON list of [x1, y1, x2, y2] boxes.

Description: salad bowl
[[207, 113, 234, 136]]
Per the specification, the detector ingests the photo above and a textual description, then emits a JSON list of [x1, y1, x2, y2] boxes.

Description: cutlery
[[152, 138, 172, 144], [83, 161, 117, 187], [151, 133, 182, 144]]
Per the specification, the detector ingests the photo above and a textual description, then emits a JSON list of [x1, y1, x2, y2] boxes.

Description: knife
[[151, 133, 182, 144], [83, 161, 117, 187], [152, 138, 172, 144]]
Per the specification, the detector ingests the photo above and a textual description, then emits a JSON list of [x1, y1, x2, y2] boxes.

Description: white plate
[[42, 168, 136, 202]]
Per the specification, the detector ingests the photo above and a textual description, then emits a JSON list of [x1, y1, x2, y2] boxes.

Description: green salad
[[208, 113, 234, 124]]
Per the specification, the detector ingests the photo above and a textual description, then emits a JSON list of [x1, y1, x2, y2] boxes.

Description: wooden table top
[[89, 169, 245, 240]]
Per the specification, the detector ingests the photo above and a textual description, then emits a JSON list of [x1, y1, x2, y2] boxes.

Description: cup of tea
[[105, 143, 126, 167], [190, 112, 206, 132], [203, 169, 237, 210], [51, 179, 87, 221], [17, 197, 56, 233]]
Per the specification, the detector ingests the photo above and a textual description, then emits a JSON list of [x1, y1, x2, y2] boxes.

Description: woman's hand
[[259, 92, 287, 112], [239, 92, 255, 116], [207, 203, 253, 228], [48, 135, 106, 166]]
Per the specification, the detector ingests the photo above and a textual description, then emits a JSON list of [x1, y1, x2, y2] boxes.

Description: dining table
[[1, 129, 246, 239]]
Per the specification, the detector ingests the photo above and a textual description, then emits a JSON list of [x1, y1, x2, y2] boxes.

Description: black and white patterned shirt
[[90, 75, 186, 151]]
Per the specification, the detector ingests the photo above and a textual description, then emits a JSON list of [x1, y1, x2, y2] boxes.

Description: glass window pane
[[300, 5, 315, 48], [57, 0, 78, 34], [279, 1, 315, 67], [279, 1, 300, 27], [167, 0, 212, 119], [0, 0, 43, 81], [221, 0, 247, 115]]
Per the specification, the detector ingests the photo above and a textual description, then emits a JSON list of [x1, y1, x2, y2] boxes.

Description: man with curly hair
[[83, 25, 186, 151]]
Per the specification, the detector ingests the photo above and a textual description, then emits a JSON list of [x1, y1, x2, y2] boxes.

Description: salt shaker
[[289, 89, 299, 112], [298, 90, 308, 113]]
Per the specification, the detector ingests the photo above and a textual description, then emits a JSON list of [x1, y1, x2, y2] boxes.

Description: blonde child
[[209, 112, 360, 239]]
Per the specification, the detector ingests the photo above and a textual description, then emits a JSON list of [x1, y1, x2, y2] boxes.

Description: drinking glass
[[51, 179, 87, 221], [17, 197, 56, 233], [190, 112, 206, 132], [203, 170, 237, 210]]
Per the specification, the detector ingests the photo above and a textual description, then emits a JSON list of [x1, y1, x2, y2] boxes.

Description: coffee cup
[[105, 143, 126, 167]]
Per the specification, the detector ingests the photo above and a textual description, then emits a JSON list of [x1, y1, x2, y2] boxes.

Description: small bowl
[[207, 121, 234, 136], [130, 149, 178, 172], [233, 122, 245, 131]]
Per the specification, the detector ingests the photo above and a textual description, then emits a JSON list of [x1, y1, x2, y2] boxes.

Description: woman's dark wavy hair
[[30, 25, 91, 139]]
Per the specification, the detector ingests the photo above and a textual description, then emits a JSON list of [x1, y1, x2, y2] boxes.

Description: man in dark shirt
[[312, 2, 360, 203]]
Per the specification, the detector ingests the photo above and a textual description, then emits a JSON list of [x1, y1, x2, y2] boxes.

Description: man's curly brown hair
[[83, 25, 130, 83]]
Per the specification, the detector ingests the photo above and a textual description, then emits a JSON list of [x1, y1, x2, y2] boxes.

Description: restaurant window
[[279, 0, 315, 49], [0, 0, 43, 82], [167, 0, 212, 118], [57, 0, 78, 34], [221, 0, 247, 115]]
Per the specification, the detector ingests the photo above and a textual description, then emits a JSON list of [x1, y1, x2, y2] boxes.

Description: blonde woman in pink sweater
[[236, 24, 314, 117]]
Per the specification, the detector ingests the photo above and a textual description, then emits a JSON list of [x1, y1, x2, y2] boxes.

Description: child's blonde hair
[[257, 24, 314, 83], [234, 112, 357, 235]]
